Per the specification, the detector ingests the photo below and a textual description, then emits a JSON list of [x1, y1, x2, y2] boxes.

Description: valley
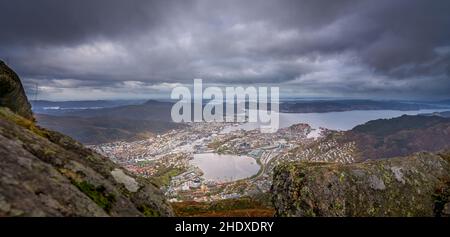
[[89, 108, 450, 206]]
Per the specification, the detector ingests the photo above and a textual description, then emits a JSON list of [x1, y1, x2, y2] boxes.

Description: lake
[[190, 153, 260, 182]]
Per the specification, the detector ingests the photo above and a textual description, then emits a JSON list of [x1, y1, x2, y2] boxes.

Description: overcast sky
[[1, 0, 449, 101]]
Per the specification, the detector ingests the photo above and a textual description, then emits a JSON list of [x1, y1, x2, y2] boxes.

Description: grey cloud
[[0, 0, 186, 46], [0, 0, 449, 100]]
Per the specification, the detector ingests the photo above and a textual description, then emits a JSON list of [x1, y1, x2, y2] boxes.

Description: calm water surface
[[190, 153, 260, 182], [222, 109, 448, 135]]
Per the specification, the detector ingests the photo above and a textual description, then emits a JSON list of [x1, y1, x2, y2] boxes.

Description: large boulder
[[0, 60, 33, 120], [271, 151, 450, 217]]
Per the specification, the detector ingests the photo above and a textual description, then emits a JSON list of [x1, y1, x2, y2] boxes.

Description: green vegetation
[[172, 196, 274, 217], [137, 204, 161, 217], [208, 135, 240, 153], [433, 179, 450, 217], [248, 157, 263, 179], [151, 166, 185, 187], [73, 181, 116, 213], [207, 140, 223, 149], [0, 107, 50, 138], [272, 152, 450, 217]]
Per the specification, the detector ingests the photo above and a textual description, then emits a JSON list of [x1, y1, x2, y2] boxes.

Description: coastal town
[[91, 120, 351, 202]]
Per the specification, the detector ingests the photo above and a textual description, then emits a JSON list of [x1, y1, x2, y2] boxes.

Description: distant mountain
[[63, 99, 174, 121], [31, 99, 146, 115], [280, 99, 449, 113], [34, 99, 185, 144], [347, 115, 450, 160], [36, 113, 184, 144], [36, 98, 450, 145], [437, 111, 450, 117], [351, 115, 450, 136], [435, 99, 450, 105], [420, 111, 450, 118]]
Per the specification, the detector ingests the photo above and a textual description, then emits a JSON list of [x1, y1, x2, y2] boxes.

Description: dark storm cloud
[[0, 0, 185, 46], [0, 0, 449, 100]]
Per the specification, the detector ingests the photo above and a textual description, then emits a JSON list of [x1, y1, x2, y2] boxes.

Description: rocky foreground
[[272, 151, 450, 217], [0, 60, 173, 216]]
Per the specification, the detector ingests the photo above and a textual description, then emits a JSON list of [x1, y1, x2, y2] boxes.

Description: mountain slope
[[0, 61, 173, 217], [347, 115, 450, 160]]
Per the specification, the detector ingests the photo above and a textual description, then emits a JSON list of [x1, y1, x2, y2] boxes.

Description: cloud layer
[[1, 0, 449, 100]]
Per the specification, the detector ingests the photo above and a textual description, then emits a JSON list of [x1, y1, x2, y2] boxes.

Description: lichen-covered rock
[[0, 61, 173, 216], [271, 152, 450, 217], [0, 107, 174, 216], [0, 60, 33, 120]]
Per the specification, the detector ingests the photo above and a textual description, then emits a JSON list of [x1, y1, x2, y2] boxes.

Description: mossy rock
[[272, 152, 450, 217], [73, 181, 116, 213]]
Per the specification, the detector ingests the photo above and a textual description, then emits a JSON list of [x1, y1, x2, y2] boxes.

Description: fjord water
[[223, 109, 449, 134], [190, 153, 260, 182]]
